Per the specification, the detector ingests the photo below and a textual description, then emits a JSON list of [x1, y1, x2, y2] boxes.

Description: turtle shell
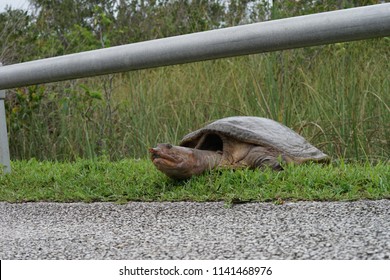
[[180, 116, 328, 161]]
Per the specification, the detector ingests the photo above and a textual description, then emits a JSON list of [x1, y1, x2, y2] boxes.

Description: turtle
[[149, 116, 329, 179]]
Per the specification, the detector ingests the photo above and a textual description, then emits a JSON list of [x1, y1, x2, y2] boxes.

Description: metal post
[[0, 88, 11, 174], [0, 60, 11, 174]]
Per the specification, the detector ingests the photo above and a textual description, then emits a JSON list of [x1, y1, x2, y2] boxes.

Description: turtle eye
[[166, 143, 173, 149]]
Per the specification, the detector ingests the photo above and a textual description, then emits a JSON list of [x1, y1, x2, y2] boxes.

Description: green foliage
[[0, 1, 389, 162], [0, 9, 38, 63], [270, 0, 382, 18], [4, 39, 388, 162], [0, 159, 388, 203], [1, 0, 383, 61]]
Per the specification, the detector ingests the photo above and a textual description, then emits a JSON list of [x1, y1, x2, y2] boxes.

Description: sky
[[0, 0, 30, 12]]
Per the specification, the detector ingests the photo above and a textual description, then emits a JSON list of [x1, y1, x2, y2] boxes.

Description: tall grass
[[6, 39, 389, 161]]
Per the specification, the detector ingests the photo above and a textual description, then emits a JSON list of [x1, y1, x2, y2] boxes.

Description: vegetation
[[0, 1, 388, 203], [1, 0, 388, 162], [4, 39, 388, 162], [0, 159, 388, 203]]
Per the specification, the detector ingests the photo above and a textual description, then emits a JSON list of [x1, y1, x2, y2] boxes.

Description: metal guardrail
[[0, 4, 389, 90], [0, 4, 390, 173]]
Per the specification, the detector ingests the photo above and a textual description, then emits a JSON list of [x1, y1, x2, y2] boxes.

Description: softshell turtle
[[149, 116, 329, 179]]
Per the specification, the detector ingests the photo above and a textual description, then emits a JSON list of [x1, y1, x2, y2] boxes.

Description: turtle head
[[149, 143, 199, 179]]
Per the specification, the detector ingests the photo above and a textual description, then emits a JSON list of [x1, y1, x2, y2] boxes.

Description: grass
[[0, 159, 389, 204], [6, 38, 390, 162]]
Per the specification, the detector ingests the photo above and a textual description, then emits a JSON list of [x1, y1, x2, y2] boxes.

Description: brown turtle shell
[[180, 116, 329, 161]]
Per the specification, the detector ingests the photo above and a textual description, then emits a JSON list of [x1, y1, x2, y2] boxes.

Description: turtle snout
[[149, 147, 160, 159], [157, 143, 173, 149], [149, 144, 179, 166], [149, 144, 174, 160]]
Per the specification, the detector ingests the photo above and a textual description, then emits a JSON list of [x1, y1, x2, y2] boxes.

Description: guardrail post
[[0, 64, 11, 174]]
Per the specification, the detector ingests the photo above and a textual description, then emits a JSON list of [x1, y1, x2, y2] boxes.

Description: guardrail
[[1, 4, 390, 173]]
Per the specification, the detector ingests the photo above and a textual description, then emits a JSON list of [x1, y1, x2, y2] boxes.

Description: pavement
[[1, 200, 389, 259]]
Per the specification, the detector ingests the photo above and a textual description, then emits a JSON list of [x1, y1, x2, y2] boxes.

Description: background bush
[[0, 0, 388, 161]]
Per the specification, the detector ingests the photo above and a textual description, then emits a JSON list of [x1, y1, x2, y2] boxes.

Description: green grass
[[1, 159, 388, 204]]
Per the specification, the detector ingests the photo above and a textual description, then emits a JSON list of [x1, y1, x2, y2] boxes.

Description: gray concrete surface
[[1, 200, 389, 259]]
